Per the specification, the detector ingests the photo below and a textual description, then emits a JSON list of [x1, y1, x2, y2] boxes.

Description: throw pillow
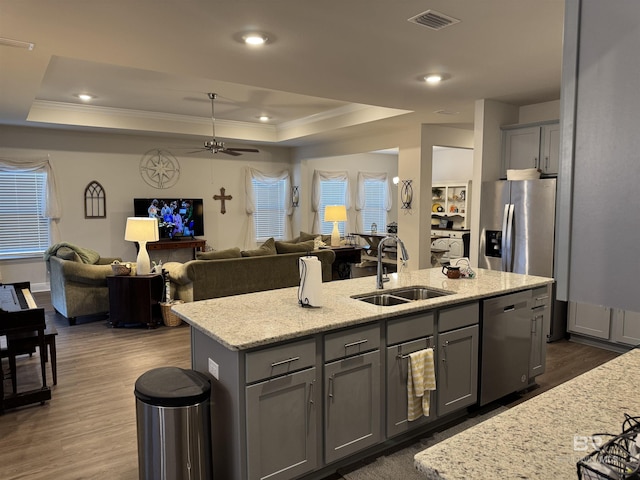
[[196, 247, 242, 260], [299, 231, 331, 244], [241, 237, 276, 257], [275, 239, 315, 254]]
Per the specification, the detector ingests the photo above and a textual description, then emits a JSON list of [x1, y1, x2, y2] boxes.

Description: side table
[[322, 246, 363, 280], [107, 274, 164, 328]]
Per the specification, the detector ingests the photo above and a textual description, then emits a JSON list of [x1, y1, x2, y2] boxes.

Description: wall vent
[[408, 10, 460, 31]]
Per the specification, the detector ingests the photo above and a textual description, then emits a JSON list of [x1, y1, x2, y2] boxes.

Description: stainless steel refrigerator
[[479, 178, 566, 341]]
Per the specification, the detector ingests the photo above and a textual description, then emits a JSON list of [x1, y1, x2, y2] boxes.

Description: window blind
[[252, 178, 286, 241], [0, 171, 50, 258], [361, 178, 387, 232]]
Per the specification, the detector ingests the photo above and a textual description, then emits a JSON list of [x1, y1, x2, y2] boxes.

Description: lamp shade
[[324, 205, 347, 222], [125, 217, 159, 275], [125, 217, 159, 243]]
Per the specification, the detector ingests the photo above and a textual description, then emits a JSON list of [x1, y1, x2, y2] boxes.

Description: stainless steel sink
[[388, 286, 453, 301], [353, 294, 412, 306], [351, 286, 453, 306]]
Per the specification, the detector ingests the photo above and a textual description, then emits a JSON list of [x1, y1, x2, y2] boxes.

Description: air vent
[[408, 10, 460, 31]]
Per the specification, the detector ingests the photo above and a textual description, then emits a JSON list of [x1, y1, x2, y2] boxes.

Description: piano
[[0, 281, 51, 413]]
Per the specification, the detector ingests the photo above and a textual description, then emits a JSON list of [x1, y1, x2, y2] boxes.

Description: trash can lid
[[134, 367, 211, 407]]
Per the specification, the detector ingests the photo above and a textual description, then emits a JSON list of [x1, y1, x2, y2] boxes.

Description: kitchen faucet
[[376, 235, 409, 289]]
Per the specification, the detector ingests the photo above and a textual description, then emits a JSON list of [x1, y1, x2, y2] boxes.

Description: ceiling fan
[[196, 93, 259, 156]]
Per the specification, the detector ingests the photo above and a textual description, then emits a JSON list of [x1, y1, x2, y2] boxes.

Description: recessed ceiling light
[[75, 93, 95, 101], [424, 74, 443, 85], [258, 115, 270, 122], [243, 33, 268, 45]]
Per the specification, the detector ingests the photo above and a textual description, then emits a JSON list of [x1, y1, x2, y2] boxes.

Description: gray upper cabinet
[[541, 123, 560, 176], [502, 122, 560, 177]]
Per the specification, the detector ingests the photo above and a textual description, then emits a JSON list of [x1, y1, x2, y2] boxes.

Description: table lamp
[[124, 217, 159, 275], [324, 205, 347, 247]]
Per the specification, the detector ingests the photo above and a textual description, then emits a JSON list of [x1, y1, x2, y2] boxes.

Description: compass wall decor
[[139, 148, 180, 189]]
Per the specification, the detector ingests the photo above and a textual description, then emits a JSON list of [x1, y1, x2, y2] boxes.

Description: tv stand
[[148, 238, 206, 260]]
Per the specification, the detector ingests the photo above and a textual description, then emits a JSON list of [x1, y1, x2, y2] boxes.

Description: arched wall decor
[[84, 180, 106, 218]]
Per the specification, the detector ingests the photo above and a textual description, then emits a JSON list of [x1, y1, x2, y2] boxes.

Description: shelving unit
[[431, 182, 471, 230]]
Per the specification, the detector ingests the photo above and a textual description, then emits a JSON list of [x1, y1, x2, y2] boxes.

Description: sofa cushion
[[241, 237, 276, 257], [275, 240, 315, 254], [196, 247, 242, 260]]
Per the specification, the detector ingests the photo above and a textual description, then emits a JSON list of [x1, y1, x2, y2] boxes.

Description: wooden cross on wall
[[213, 187, 232, 214]]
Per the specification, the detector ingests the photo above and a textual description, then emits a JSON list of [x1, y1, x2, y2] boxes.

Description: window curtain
[[0, 155, 62, 243], [244, 167, 292, 249], [311, 170, 351, 234], [354, 171, 392, 233]]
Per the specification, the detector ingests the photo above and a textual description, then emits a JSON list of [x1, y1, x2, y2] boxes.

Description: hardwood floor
[[0, 292, 621, 479]]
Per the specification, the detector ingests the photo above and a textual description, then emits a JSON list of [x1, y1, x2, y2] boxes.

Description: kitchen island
[[173, 267, 553, 480], [414, 347, 640, 479]]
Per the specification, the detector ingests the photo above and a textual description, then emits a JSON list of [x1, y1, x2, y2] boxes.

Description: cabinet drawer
[[246, 338, 316, 384], [531, 286, 551, 308], [438, 302, 479, 332], [387, 313, 434, 346], [324, 323, 380, 362]]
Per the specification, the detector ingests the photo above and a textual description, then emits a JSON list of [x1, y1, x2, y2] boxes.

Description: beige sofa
[[46, 245, 121, 325], [164, 247, 336, 302]]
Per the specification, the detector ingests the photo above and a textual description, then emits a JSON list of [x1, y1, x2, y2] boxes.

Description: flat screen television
[[133, 198, 204, 239]]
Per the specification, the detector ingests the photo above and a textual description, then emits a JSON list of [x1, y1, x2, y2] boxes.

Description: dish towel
[[407, 348, 436, 421]]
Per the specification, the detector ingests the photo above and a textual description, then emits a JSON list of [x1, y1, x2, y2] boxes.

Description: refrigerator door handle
[[501, 204, 510, 271], [506, 204, 515, 272]]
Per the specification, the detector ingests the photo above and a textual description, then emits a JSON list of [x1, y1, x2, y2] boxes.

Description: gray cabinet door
[[437, 325, 478, 417], [246, 367, 318, 480], [386, 337, 435, 438], [324, 350, 381, 464], [611, 309, 640, 346], [541, 123, 560, 175], [567, 302, 611, 339], [503, 126, 541, 172], [529, 307, 547, 378]]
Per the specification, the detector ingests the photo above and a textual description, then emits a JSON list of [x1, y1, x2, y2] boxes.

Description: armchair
[[45, 245, 121, 325]]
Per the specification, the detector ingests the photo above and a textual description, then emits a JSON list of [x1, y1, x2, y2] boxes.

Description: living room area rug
[[339, 406, 508, 480]]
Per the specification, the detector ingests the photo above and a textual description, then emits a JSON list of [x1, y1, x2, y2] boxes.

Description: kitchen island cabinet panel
[[246, 368, 318, 480], [324, 349, 381, 464], [386, 337, 434, 437], [437, 324, 479, 417]]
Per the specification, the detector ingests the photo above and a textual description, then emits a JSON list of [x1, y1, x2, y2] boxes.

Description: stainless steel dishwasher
[[480, 290, 531, 406]]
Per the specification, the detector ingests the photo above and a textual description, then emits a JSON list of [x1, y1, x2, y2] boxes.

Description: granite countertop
[[172, 267, 552, 351], [414, 348, 640, 479]]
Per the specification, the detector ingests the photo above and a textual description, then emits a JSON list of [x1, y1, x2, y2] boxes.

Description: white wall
[[432, 147, 473, 183]]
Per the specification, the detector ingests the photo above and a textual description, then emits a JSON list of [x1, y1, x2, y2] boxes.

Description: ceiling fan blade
[[227, 148, 260, 153], [220, 149, 242, 156]]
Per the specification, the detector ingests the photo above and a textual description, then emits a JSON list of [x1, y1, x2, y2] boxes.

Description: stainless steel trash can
[[135, 367, 212, 480]]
